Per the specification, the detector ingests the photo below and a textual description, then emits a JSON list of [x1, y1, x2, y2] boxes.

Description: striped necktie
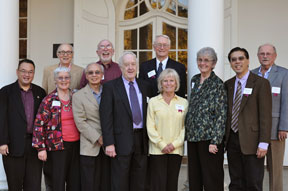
[[231, 81, 242, 132]]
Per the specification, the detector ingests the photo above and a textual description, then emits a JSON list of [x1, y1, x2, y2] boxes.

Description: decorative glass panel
[[19, 40, 27, 59], [139, 51, 152, 64], [178, 6, 188, 18], [166, 0, 176, 15], [178, 51, 187, 68], [20, 0, 27, 17], [168, 51, 176, 61], [126, 0, 138, 9], [125, 7, 138, 20], [150, 0, 157, 9], [178, 28, 187, 49], [158, 0, 165, 9], [124, 29, 137, 50], [163, 23, 176, 49], [140, 1, 148, 16], [179, 0, 188, 7], [140, 24, 152, 49], [19, 19, 27, 38]]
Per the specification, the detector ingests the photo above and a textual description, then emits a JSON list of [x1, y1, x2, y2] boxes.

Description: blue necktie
[[129, 81, 142, 125], [157, 62, 163, 77]]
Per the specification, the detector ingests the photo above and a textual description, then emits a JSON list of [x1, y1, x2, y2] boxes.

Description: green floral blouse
[[185, 71, 227, 145]]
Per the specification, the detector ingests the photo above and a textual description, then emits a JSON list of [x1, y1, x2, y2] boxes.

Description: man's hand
[[0, 145, 9, 156], [278, 131, 287, 141], [161, 143, 175, 154], [38, 150, 47, 161], [105, 145, 117, 158], [256, 147, 267, 158], [97, 136, 103, 146], [209, 144, 218, 154]]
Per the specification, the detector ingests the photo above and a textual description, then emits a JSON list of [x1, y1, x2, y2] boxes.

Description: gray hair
[[118, 52, 138, 68], [54, 67, 71, 80], [153, 35, 171, 46], [57, 43, 73, 53], [157, 68, 180, 93], [85, 62, 104, 73], [97, 39, 114, 50], [257, 43, 277, 54], [197, 47, 218, 63]]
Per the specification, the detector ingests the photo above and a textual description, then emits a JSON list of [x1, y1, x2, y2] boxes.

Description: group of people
[[0, 34, 287, 191]]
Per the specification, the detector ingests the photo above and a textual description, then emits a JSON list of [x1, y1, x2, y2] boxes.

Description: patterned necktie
[[157, 62, 163, 77], [129, 81, 142, 125], [231, 81, 242, 132]]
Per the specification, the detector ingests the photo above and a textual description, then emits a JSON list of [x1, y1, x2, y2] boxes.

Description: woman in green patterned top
[[185, 47, 227, 191]]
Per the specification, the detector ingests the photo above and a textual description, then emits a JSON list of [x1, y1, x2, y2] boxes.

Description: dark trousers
[[187, 140, 224, 191], [227, 131, 265, 191], [2, 136, 42, 191], [80, 149, 111, 191], [149, 154, 182, 191], [43, 156, 52, 191], [47, 141, 81, 191], [111, 130, 147, 191]]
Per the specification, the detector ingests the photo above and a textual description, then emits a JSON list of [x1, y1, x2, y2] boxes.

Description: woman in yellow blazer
[[147, 68, 188, 191]]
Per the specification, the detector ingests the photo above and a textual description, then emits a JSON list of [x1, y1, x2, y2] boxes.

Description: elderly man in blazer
[[225, 47, 272, 191], [100, 52, 150, 191], [0, 59, 46, 191], [42, 43, 83, 94], [252, 43, 288, 191], [139, 34, 186, 98], [73, 62, 110, 191]]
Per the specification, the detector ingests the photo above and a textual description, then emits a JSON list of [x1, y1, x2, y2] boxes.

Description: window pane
[[168, 51, 176, 61], [158, 0, 165, 9], [124, 29, 137, 50], [139, 51, 152, 64], [19, 19, 27, 38], [166, 0, 176, 15], [178, 6, 188, 18], [178, 51, 187, 69], [19, 40, 27, 59], [140, 24, 152, 49], [179, 0, 188, 7], [150, 0, 157, 9], [20, 0, 27, 17], [125, 7, 138, 19], [126, 0, 138, 9], [178, 28, 187, 49], [163, 23, 176, 49], [140, 1, 148, 16]]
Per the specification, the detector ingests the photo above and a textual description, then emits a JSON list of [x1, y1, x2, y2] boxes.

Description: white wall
[[29, 0, 74, 86]]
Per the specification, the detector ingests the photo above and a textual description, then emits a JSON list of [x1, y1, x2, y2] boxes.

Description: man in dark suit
[[139, 34, 186, 98], [0, 59, 46, 191], [225, 47, 272, 191], [252, 43, 288, 191], [100, 52, 150, 191]]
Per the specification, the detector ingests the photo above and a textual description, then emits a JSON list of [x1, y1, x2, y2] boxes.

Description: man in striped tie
[[224, 47, 272, 191]]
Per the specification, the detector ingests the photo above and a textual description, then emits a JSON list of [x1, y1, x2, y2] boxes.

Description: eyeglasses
[[18, 69, 34, 75], [58, 51, 73, 56], [197, 58, 214, 63], [154, 43, 170, 48], [231, 56, 245, 62], [258, 52, 272, 57], [57, 76, 71, 81], [98, 45, 113, 50], [87, 71, 102, 75]]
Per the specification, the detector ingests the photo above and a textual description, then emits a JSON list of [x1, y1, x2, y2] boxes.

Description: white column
[[0, 0, 19, 189], [187, 0, 224, 93]]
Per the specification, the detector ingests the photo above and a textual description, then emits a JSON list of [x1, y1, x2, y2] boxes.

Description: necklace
[[61, 100, 71, 112]]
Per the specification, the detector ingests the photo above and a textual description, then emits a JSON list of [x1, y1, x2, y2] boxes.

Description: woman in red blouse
[[32, 67, 80, 191]]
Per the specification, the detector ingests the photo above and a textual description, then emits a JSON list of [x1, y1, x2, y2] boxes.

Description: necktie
[[231, 81, 242, 132], [129, 81, 142, 125], [157, 62, 163, 77]]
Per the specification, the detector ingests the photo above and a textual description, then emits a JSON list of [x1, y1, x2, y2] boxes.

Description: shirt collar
[[122, 76, 136, 85], [258, 65, 272, 79], [97, 60, 113, 69], [236, 70, 250, 84], [156, 57, 169, 69]]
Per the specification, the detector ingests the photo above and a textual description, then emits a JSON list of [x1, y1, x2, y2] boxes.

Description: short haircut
[[153, 34, 171, 46], [57, 43, 73, 53], [53, 67, 71, 80], [85, 62, 104, 73], [228, 47, 249, 62], [118, 52, 138, 68], [257, 43, 277, 54], [18, 59, 35, 69], [157, 68, 180, 93], [197, 47, 218, 63], [97, 39, 114, 50]]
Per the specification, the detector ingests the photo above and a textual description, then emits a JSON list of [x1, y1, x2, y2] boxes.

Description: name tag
[[148, 70, 156, 78], [271, 87, 281, 94], [191, 82, 195, 89], [52, 101, 61, 107], [175, 104, 184, 111], [243, 88, 253, 95]]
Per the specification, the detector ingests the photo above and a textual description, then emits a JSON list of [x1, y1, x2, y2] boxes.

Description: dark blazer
[[224, 72, 272, 155], [100, 77, 150, 156], [0, 81, 46, 156], [139, 57, 187, 98]]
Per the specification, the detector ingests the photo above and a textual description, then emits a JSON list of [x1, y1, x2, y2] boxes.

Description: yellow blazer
[[42, 63, 83, 94], [72, 84, 102, 156]]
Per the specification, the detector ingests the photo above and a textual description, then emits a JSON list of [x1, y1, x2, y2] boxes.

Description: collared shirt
[[90, 85, 102, 105], [257, 66, 272, 79], [20, 85, 34, 134], [156, 57, 169, 71], [122, 76, 143, 129]]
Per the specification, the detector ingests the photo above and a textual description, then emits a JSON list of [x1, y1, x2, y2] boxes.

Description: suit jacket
[[0, 81, 46, 156], [100, 77, 150, 156], [224, 72, 272, 155], [139, 57, 187, 98], [42, 63, 83, 94], [252, 64, 288, 140], [72, 84, 102, 156]]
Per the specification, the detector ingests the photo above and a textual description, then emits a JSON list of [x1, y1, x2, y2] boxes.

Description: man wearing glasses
[[0, 59, 46, 190], [42, 43, 83, 94], [139, 34, 186, 98], [79, 39, 122, 87]]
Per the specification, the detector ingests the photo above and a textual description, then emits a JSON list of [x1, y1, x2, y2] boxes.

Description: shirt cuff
[[258, 142, 269, 150]]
